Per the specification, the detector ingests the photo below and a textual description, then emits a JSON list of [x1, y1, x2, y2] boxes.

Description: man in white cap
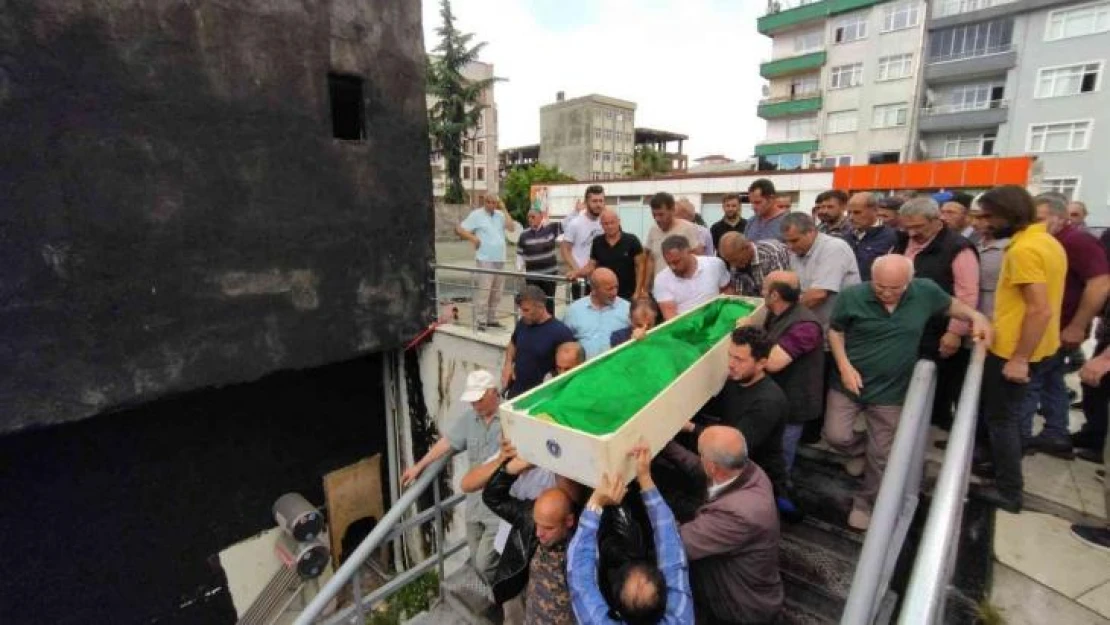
[[402, 369, 505, 583]]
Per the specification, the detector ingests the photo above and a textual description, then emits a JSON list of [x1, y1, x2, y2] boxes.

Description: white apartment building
[[757, 0, 928, 169], [429, 60, 499, 206]]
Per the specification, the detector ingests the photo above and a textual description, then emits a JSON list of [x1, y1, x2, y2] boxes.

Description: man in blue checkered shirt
[[567, 444, 694, 624]]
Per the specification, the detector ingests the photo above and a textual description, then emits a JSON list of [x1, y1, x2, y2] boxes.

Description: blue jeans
[[1019, 349, 1070, 441], [783, 423, 805, 473]]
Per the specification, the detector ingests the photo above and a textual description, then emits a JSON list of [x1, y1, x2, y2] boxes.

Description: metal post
[[350, 569, 364, 624], [433, 477, 446, 602]]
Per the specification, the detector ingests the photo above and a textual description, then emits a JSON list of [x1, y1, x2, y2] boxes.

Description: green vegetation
[[626, 145, 672, 178], [366, 571, 439, 625], [501, 163, 575, 224]]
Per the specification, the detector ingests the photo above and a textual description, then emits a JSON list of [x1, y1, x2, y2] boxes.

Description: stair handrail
[[293, 449, 463, 625], [898, 345, 987, 623], [841, 359, 938, 625]]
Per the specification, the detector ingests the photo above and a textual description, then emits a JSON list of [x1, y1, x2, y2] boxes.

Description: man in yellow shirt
[[974, 185, 1067, 513]]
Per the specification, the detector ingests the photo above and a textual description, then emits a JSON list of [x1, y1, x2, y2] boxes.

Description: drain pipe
[[381, 350, 403, 571]]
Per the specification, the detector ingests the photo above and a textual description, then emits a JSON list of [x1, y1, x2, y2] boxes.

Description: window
[[785, 116, 817, 140], [476, 167, 485, 182], [1046, 2, 1109, 40], [868, 151, 901, 164], [603, 152, 612, 162], [594, 129, 602, 140], [476, 116, 484, 130], [943, 132, 996, 158], [794, 28, 825, 53], [790, 74, 821, 97], [883, 2, 921, 32], [877, 54, 914, 81], [593, 150, 600, 161], [873, 103, 909, 128], [1027, 121, 1093, 152], [328, 73, 365, 140], [1042, 177, 1082, 199], [605, 129, 614, 140], [938, 82, 1004, 112], [476, 140, 485, 155], [606, 110, 615, 119], [829, 63, 864, 89], [834, 14, 868, 43], [463, 165, 472, 179], [928, 19, 1014, 62], [821, 155, 853, 167], [1036, 62, 1102, 98], [826, 110, 859, 134], [758, 153, 805, 170]]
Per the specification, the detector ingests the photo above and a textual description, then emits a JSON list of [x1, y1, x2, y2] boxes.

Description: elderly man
[[401, 370, 505, 581], [1020, 193, 1109, 458], [552, 341, 586, 377], [845, 192, 897, 281], [517, 208, 563, 314], [653, 235, 731, 320], [781, 212, 861, 330], [894, 196, 980, 432], [483, 455, 578, 625], [563, 268, 630, 359], [662, 426, 783, 624], [562, 185, 606, 300], [457, 197, 518, 329], [502, 286, 575, 399], [718, 231, 791, 297], [815, 190, 851, 239], [645, 192, 704, 277], [711, 193, 748, 253], [568, 447, 694, 625], [936, 191, 979, 244], [573, 210, 647, 301], [973, 186, 1067, 513], [826, 255, 991, 530], [744, 178, 788, 242], [676, 198, 715, 257]]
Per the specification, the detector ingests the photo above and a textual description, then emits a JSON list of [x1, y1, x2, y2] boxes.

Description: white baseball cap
[[460, 370, 497, 402]]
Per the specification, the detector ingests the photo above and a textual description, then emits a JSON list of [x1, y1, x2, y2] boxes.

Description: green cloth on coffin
[[512, 299, 756, 435]]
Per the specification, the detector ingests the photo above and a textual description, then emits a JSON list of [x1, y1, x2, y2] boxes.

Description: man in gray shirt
[[781, 213, 861, 329], [401, 370, 504, 583]]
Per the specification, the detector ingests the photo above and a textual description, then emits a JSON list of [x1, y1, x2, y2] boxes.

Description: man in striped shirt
[[517, 208, 562, 314], [718, 232, 791, 297]]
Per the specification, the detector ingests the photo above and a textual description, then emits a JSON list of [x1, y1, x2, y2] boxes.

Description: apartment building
[[921, 0, 1109, 222], [429, 60, 499, 206], [757, 0, 929, 170], [539, 92, 637, 181]]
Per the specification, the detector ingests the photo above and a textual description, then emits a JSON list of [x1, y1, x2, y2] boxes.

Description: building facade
[[539, 92, 637, 181], [430, 60, 499, 206]]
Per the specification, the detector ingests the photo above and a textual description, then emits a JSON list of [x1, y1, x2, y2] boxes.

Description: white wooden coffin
[[499, 295, 763, 488]]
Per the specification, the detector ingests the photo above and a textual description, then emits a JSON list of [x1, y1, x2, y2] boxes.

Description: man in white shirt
[[645, 192, 705, 279], [653, 235, 732, 320], [561, 185, 606, 299]]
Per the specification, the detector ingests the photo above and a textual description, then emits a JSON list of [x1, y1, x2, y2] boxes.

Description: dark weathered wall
[[0, 0, 434, 433]]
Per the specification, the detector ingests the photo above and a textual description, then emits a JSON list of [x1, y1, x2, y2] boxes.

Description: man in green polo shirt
[[825, 255, 991, 530]]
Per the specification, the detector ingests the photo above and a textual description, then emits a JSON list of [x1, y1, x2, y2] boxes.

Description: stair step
[[780, 535, 856, 600], [441, 567, 497, 625], [780, 596, 839, 625]]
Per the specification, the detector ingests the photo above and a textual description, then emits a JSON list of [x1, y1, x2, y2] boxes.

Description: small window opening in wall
[[328, 73, 366, 141]]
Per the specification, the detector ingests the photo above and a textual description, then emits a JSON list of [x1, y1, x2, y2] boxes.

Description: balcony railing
[[933, 0, 1018, 19], [921, 99, 1008, 115], [928, 42, 1014, 64]]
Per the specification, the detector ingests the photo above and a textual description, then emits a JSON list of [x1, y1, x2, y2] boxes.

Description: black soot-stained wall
[[0, 0, 435, 434]]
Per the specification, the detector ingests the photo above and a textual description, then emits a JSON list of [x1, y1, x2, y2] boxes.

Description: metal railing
[[293, 450, 466, 625], [899, 346, 987, 623], [841, 360, 938, 625], [431, 262, 578, 333], [921, 99, 1008, 116], [928, 43, 1014, 65]]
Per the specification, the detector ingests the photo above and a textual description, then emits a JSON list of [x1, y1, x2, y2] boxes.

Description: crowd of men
[[437, 180, 1110, 624]]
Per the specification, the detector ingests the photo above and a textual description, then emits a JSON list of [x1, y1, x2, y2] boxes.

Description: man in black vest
[[894, 196, 980, 430]]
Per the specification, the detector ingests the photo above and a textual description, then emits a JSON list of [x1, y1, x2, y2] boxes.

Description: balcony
[[760, 51, 827, 79], [918, 100, 1008, 132], [755, 139, 820, 157], [925, 45, 1016, 83], [929, 0, 1074, 28], [758, 0, 889, 34], [758, 94, 823, 119]]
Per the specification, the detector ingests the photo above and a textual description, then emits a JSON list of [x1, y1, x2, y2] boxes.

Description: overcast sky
[[421, 0, 770, 161]]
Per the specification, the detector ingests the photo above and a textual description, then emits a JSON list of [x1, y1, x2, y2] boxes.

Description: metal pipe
[[293, 450, 461, 625], [841, 359, 937, 625], [431, 262, 573, 282], [899, 346, 987, 624], [382, 351, 403, 572]]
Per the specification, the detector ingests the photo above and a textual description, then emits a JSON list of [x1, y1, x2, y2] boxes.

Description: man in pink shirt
[[893, 196, 980, 431]]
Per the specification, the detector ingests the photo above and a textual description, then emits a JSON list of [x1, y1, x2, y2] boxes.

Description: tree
[[426, 0, 499, 204], [626, 145, 672, 178], [501, 164, 575, 224]]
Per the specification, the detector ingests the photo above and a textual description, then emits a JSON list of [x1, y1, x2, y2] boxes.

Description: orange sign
[[833, 156, 1034, 191]]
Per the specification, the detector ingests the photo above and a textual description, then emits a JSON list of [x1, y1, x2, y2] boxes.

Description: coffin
[[500, 296, 761, 488]]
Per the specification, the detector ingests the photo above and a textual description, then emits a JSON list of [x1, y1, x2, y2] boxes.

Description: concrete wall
[[540, 101, 593, 180], [0, 0, 434, 432]]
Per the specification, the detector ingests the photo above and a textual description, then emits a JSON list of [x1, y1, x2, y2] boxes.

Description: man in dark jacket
[[662, 426, 783, 625], [483, 458, 578, 625], [845, 192, 897, 281]]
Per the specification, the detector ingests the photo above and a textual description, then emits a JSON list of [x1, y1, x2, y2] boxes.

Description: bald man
[[563, 267, 631, 359], [662, 426, 783, 623], [845, 192, 897, 282], [574, 210, 647, 300], [552, 341, 586, 377], [826, 255, 991, 530], [718, 231, 791, 297], [484, 456, 578, 624]]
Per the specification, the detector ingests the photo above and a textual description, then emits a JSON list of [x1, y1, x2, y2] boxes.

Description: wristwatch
[[586, 501, 604, 515]]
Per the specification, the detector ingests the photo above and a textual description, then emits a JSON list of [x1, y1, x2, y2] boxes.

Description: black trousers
[[931, 347, 971, 431], [1077, 339, 1110, 451], [981, 353, 1041, 500]]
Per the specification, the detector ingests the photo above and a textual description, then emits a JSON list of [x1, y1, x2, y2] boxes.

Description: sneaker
[[843, 456, 866, 477], [1070, 525, 1110, 552], [848, 507, 872, 531], [970, 485, 1022, 514], [1028, 435, 1075, 460]]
